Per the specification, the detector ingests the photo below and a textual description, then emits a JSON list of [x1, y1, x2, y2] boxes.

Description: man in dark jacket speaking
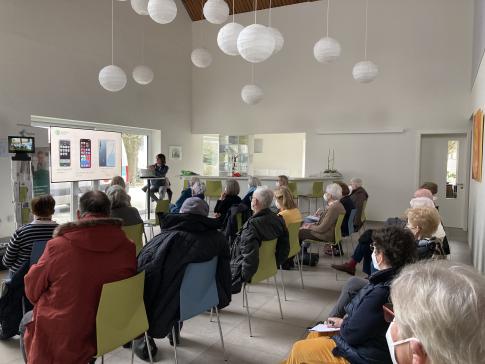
[[137, 197, 231, 355], [231, 186, 289, 293]]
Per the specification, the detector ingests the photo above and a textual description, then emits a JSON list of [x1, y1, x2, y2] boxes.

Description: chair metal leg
[[210, 307, 214, 322], [279, 267, 287, 301], [172, 326, 178, 364], [243, 284, 253, 337], [101, 356, 104, 364], [215, 307, 227, 361], [273, 276, 284, 320], [131, 339, 135, 364], [144, 332, 154, 364], [296, 253, 304, 289]]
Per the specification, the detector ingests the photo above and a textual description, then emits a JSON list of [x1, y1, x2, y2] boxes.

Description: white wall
[[470, 55, 485, 274], [0, 0, 199, 236], [191, 0, 473, 221]]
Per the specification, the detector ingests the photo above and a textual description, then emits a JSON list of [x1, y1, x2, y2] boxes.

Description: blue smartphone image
[[99, 140, 116, 167]]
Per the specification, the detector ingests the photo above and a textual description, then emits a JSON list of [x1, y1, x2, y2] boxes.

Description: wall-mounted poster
[[169, 145, 182, 160], [472, 109, 484, 182]]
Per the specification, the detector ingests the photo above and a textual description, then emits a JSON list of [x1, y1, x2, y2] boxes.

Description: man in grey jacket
[[230, 187, 289, 293]]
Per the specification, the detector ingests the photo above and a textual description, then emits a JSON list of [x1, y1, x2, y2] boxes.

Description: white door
[[419, 134, 468, 229]]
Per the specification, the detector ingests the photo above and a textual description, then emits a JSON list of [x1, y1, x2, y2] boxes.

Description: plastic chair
[[172, 257, 226, 363], [279, 222, 304, 301], [360, 200, 368, 231], [300, 181, 324, 214], [236, 212, 243, 232], [242, 239, 283, 337], [94, 272, 153, 364], [144, 199, 170, 238], [345, 209, 358, 255], [205, 180, 222, 210], [183, 179, 190, 189], [122, 224, 144, 256]]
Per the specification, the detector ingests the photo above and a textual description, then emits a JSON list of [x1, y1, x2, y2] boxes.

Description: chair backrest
[[287, 182, 298, 197], [334, 214, 345, 244], [287, 222, 301, 257], [30, 240, 48, 266], [361, 200, 368, 224], [312, 181, 324, 197], [183, 179, 189, 189], [95, 272, 148, 357], [348, 209, 357, 235], [205, 180, 222, 198], [154, 199, 170, 225], [122, 224, 144, 256], [236, 212, 243, 232], [250, 239, 278, 284], [179, 257, 219, 322]]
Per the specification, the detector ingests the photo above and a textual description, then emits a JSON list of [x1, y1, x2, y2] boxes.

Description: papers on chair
[[309, 323, 340, 333]]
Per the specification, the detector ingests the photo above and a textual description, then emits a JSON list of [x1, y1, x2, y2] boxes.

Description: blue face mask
[[371, 251, 380, 270]]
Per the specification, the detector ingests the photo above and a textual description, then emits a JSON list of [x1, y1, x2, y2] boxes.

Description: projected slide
[[50, 127, 122, 182]]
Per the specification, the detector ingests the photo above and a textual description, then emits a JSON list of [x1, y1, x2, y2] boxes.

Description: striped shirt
[[2, 221, 58, 274]]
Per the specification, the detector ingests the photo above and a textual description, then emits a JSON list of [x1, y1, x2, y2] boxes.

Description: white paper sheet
[[309, 324, 340, 333]]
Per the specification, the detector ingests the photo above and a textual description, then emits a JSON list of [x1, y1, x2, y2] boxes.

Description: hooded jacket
[[137, 213, 231, 338], [23, 216, 137, 364]]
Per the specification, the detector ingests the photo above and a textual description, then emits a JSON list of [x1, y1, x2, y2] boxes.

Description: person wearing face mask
[[405, 207, 441, 259], [298, 183, 346, 254], [283, 226, 417, 364], [275, 186, 303, 226], [387, 260, 485, 364], [241, 176, 261, 208], [349, 177, 369, 231], [276, 175, 289, 187]]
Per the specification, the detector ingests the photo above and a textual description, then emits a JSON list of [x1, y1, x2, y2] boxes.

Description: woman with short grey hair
[[214, 179, 242, 223], [388, 260, 485, 364], [107, 186, 143, 226]]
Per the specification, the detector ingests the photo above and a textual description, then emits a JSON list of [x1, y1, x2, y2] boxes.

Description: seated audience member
[[283, 226, 417, 364], [22, 191, 136, 364], [214, 179, 242, 222], [331, 229, 374, 276], [275, 186, 303, 226], [276, 175, 289, 187], [299, 183, 346, 254], [388, 260, 485, 364], [335, 181, 355, 237], [136, 197, 231, 357], [2, 195, 58, 277], [106, 185, 143, 226], [349, 177, 368, 230], [419, 181, 439, 208], [241, 176, 261, 207], [106, 175, 126, 195], [170, 176, 205, 213], [406, 207, 441, 259], [230, 187, 289, 293]]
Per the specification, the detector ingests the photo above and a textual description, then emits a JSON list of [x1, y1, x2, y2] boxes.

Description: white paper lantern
[[313, 37, 341, 63], [148, 0, 177, 24], [269, 27, 284, 54], [191, 48, 212, 68], [241, 84, 263, 105], [99, 65, 127, 92], [217, 22, 244, 56], [132, 65, 154, 85], [352, 60, 379, 83], [203, 0, 229, 25], [237, 24, 275, 63], [131, 0, 149, 15]]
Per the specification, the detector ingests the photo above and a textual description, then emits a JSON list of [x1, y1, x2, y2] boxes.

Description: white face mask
[[386, 321, 420, 364], [348, 185, 353, 194], [275, 199, 281, 209], [371, 251, 380, 270], [323, 193, 329, 202]]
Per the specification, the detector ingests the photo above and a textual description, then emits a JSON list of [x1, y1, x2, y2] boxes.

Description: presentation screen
[[50, 127, 122, 183]]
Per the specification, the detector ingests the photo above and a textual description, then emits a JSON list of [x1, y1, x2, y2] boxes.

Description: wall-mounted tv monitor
[[49, 127, 122, 183], [8, 136, 35, 153]]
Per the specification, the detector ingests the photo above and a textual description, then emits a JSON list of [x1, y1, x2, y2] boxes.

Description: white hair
[[326, 183, 342, 200], [189, 176, 201, 185], [391, 260, 485, 364], [191, 181, 205, 196], [248, 176, 262, 188], [253, 186, 274, 209], [350, 177, 363, 187], [106, 185, 131, 209], [409, 197, 435, 209]]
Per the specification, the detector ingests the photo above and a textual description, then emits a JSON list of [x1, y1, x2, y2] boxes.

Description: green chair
[[205, 180, 222, 210], [122, 223, 145, 256], [236, 212, 243, 232], [183, 179, 190, 189], [94, 272, 153, 364], [144, 199, 170, 238], [287, 181, 298, 198], [242, 239, 283, 337], [300, 181, 324, 214], [279, 222, 304, 301], [359, 200, 368, 231]]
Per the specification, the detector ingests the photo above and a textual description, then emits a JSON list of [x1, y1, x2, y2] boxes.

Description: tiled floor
[[0, 224, 472, 364]]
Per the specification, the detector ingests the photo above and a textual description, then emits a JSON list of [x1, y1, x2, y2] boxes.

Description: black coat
[[332, 268, 396, 364], [137, 213, 231, 338], [214, 195, 242, 224], [231, 208, 289, 292], [340, 195, 356, 236]]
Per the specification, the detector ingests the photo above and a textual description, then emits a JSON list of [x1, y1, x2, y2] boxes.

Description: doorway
[[419, 133, 469, 229]]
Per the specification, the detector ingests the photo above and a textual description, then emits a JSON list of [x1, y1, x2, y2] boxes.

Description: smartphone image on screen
[[59, 140, 71, 167], [80, 139, 91, 169], [99, 140, 116, 167]]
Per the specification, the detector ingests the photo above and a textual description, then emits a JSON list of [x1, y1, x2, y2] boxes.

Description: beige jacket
[[308, 201, 346, 241]]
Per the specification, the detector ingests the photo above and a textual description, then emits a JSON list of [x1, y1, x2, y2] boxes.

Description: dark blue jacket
[[340, 195, 355, 236], [332, 268, 396, 364]]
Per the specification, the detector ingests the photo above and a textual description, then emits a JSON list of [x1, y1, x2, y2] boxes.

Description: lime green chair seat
[[95, 272, 153, 363], [287, 182, 298, 197], [205, 180, 222, 198], [243, 239, 283, 337], [286, 222, 304, 290], [122, 223, 144, 256], [300, 181, 324, 213], [236, 212, 243, 233], [145, 199, 170, 238]]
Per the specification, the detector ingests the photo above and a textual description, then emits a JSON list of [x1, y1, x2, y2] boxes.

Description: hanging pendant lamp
[[353, 0, 378, 83], [148, 0, 177, 24], [99, 0, 127, 92], [268, 0, 284, 54], [131, 0, 149, 15], [242, 64, 263, 105], [133, 22, 154, 85], [314, 0, 341, 63], [217, 0, 243, 56], [203, 0, 229, 24]]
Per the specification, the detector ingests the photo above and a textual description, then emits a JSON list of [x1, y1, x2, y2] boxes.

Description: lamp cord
[[254, 0, 257, 24], [326, 0, 330, 37], [111, 0, 114, 65], [269, 0, 272, 27], [232, 0, 235, 23], [364, 0, 369, 60], [251, 64, 255, 84]]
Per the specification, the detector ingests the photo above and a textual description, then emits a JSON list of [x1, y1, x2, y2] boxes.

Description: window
[[202, 135, 219, 176], [446, 140, 458, 198]]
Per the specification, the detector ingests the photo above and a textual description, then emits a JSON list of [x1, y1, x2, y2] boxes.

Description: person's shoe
[[331, 263, 356, 276]]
